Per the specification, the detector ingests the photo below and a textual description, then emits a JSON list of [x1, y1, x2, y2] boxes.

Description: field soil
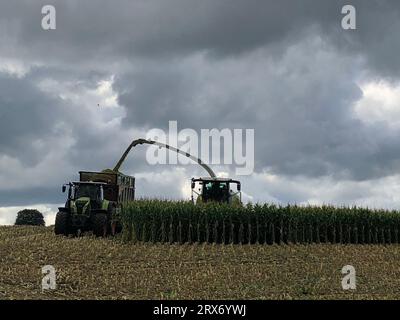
[[1, 226, 400, 299]]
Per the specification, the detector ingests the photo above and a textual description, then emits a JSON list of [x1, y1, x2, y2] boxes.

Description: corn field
[[121, 200, 400, 244]]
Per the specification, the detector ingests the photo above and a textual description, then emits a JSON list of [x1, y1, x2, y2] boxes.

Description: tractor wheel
[[55, 212, 70, 236], [108, 204, 120, 236], [111, 221, 123, 236], [93, 213, 108, 237], [115, 222, 123, 234]]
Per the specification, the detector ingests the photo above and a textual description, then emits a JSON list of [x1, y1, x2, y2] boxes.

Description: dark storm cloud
[[114, 37, 400, 181], [0, 73, 64, 165], [1, 0, 399, 73], [0, 70, 112, 164], [0, 186, 63, 207], [0, 69, 147, 206]]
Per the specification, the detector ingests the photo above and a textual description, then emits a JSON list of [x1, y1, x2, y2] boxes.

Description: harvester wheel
[[55, 212, 70, 236], [93, 213, 108, 237]]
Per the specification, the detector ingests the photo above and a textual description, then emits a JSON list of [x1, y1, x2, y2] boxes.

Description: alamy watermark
[[41, 5, 56, 30], [341, 5, 356, 30], [40, 4, 356, 32], [42, 265, 56, 291], [146, 121, 254, 176], [341, 265, 356, 290]]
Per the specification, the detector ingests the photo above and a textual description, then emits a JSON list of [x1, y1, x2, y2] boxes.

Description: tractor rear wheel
[[55, 212, 70, 236], [93, 213, 108, 237]]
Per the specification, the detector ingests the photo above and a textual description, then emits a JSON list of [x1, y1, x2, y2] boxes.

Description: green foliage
[[121, 200, 400, 244], [15, 209, 45, 227]]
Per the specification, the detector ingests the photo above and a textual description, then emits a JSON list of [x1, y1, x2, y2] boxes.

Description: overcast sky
[[1, 0, 400, 225]]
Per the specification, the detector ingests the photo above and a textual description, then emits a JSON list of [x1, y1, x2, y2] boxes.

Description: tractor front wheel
[[93, 213, 108, 237], [55, 212, 70, 236]]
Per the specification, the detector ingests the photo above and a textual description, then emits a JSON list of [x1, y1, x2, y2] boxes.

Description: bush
[[15, 209, 45, 226]]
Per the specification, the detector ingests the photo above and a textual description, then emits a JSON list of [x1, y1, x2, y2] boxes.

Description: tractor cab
[[191, 177, 242, 205], [57, 181, 111, 236], [63, 181, 105, 203], [61, 181, 107, 216]]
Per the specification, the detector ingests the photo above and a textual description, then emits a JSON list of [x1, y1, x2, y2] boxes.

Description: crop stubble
[[1, 226, 400, 299]]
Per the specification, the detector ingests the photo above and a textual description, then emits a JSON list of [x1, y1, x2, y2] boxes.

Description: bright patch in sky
[[0, 58, 32, 78], [354, 81, 400, 127]]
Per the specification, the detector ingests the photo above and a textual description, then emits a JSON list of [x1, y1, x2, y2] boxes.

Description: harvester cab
[[191, 177, 242, 205]]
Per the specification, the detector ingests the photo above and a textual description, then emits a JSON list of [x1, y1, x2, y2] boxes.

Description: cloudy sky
[[1, 0, 400, 225]]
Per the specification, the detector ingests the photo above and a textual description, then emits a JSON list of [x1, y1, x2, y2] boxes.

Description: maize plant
[[121, 200, 400, 244]]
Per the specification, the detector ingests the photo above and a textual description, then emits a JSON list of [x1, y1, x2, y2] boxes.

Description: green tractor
[[55, 182, 114, 237], [55, 171, 135, 237]]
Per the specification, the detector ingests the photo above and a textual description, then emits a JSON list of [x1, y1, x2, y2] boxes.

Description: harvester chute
[[113, 138, 242, 205], [113, 138, 216, 178]]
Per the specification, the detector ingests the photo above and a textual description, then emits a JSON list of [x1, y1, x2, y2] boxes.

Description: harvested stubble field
[[1, 226, 400, 299]]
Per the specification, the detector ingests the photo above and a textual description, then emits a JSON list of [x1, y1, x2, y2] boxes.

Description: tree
[[15, 209, 45, 226]]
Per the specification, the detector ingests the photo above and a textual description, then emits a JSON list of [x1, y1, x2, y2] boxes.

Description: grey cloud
[[114, 29, 400, 181], [0, 1, 399, 75], [0, 73, 65, 165], [0, 186, 63, 207], [114, 36, 388, 181]]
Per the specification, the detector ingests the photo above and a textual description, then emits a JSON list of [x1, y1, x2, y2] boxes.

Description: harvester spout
[[113, 138, 217, 178], [113, 138, 149, 173]]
